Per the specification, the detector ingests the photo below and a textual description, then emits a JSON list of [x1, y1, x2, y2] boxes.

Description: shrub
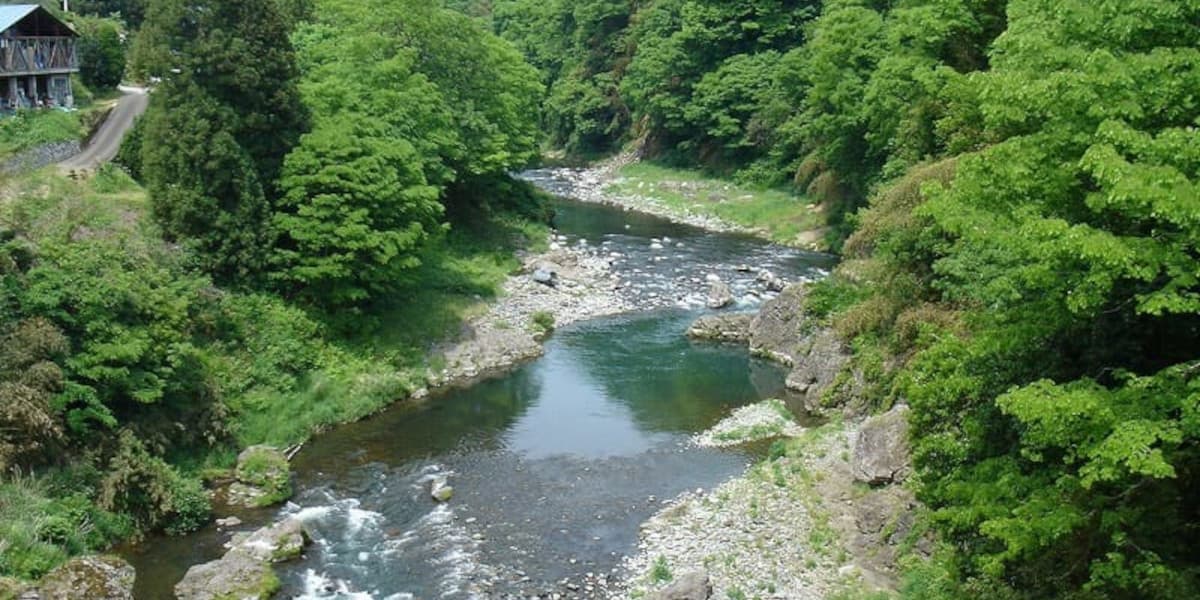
[[531, 311, 556, 335]]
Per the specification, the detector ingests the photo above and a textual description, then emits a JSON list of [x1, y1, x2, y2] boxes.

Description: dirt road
[[59, 85, 149, 171]]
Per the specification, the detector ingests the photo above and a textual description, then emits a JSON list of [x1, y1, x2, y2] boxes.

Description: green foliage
[[0, 318, 68, 470], [531, 311, 555, 336], [98, 431, 211, 534], [808, 2, 1200, 597], [72, 0, 146, 27], [113, 115, 144, 181], [0, 111, 82, 158], [74, 16, 126, 90], [273, 116, 442, 308], [136, 0, 308, 282], [651, 555, 672, 583], [494, 0, 632, 155], [0, 470, 133, 581]]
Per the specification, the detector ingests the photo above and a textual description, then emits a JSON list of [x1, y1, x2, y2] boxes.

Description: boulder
[[37, 556, 135, 600], [174, 556, 278, 600], [533, 267, 557, 287], [748, 284, 811, 365], [232, 445, 292, 507], [650, 571, 712, 600], [755, 269, 786, 292], [853, 405, 912, 485], [431, 475, 454, 503], [687, 314, 753, 343], [785, 328, 850, 412], [706, 280, 734, 309], [175, 518, 309, 600]]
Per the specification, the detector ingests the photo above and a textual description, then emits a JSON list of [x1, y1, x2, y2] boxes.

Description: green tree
[[75, 17, 126, 90], [135, 0, 308, 281], [273, 117, 442, 308]]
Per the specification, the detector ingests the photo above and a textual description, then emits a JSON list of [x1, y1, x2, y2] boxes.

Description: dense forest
[[1, 1, 1198, 599]]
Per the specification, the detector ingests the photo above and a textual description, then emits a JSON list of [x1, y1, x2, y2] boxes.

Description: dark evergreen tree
[[136, 0, 309, 282]]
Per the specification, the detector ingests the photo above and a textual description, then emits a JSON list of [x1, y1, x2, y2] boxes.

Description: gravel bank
[[530, 163, 761, 237], [425, 234, 634, 390], [613, 422, 877, 600]]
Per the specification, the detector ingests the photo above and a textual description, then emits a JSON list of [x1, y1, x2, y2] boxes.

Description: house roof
[[0, 5, 38, 34], [0, 4, 76, 37]]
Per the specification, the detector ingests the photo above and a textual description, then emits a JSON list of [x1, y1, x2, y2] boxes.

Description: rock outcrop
[[650, 571, 713, 600], [745, 283, 855, 414], [175, 518, 309, 600], [36, 556, 135, 600], [785, 328, 851, 412], [850, 486, 921, 584], [853, 404, 912, 486], [686, 313, 753, 343], [748, 284, 811, 365]]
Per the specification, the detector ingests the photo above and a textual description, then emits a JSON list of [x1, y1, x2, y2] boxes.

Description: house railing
[[0, 37, 78, 75]]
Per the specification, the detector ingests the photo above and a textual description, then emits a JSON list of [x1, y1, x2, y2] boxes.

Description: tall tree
[[135, 0, 308, 281]]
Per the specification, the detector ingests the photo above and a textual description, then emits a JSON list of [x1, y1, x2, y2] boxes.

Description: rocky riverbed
[[424, 235, 633, 390]]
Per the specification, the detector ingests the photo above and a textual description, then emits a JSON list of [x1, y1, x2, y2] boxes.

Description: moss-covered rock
[[232, 446, 292, 507], [37, 555, 135, 600], [175, 518, 308, 600]]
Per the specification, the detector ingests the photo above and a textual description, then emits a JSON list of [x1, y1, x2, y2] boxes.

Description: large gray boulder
[[785, 328, 851, 412], [37, 556, 135, 600], [687, 314, 753, 343], [853, 405, 912, 485], [748, 284, 811, 365], [650, 571, 713, 600], [175, 518, 309, 600]]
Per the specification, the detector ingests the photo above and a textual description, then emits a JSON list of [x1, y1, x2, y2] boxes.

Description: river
[[123, 170, 836, 599]]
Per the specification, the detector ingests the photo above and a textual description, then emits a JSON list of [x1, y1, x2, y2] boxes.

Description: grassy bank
[[0, 166, 547, 583], [606, 163, 827, 248], [0, 84, 125, 159]]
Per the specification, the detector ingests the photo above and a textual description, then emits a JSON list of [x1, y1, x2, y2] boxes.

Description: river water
[[123, 170, 836, 599]]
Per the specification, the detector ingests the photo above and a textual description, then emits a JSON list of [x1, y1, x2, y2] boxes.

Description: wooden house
[[0, 4, 79, 109]]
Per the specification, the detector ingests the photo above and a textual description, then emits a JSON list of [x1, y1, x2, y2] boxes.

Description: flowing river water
[[123, 170, 837, 599]]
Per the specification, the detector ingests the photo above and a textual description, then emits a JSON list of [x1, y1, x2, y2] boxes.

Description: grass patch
[[0, 110, 83, 158], [651, 555, 672, 584], [607, 162, 825, 248]]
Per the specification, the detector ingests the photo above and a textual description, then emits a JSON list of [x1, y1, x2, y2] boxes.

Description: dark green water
[[124, 174, 835, 599]]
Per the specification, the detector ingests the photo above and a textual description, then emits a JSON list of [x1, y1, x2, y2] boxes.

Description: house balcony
[[0, 36, 78, 77]]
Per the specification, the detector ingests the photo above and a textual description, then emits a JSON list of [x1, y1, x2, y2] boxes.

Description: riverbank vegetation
[[484, 1, 1200, 598], [606, 163, 825, 246], [1, 0, 547, 585]]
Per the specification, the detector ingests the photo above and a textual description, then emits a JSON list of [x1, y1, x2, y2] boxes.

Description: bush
[[97, 432, 211, 533], [531, 311, 555, 335]]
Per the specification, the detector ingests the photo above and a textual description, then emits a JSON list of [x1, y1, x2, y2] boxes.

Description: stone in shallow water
[[175, 518, 310, 600], [686, 314, 752, 343], [706, 281, 733, 309]]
